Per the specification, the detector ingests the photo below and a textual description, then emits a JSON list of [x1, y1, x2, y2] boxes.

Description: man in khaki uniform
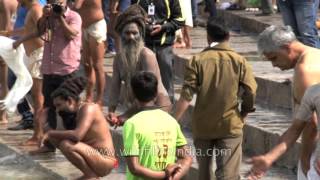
[[175, 17, 257, 180]]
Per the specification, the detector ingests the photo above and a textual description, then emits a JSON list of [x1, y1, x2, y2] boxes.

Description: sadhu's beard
[[120, 37, 144, 104]]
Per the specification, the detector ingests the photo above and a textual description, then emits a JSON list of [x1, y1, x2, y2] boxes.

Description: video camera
[[51, 3, 64, 14]]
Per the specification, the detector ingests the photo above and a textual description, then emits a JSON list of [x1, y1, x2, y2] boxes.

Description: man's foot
[[0, 119, 8, 125], [22, 136, 41, 146], [0, 110, 8, 124], [8, 120, 33, 130], [29, 146, 55, 155]]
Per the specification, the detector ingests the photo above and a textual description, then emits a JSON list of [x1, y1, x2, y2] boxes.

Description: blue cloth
[[278, 0, 320, 48], [14, 0, 46, 29], [191, 0, 198, 20]]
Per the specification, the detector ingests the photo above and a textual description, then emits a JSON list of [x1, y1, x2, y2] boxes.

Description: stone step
[[173, 26, 293, 110], [109, 120, 297, 180]]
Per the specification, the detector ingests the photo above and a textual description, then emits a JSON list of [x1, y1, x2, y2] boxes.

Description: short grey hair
[[257, 25, 297, 54]]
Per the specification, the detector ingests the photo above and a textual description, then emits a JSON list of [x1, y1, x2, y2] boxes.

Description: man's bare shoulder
[[297, 48, 320, 72], [29, 4, 43, 16], [82, 0, 102, 6], [140, 47, 156, 60], [80, 102, 100, 113]]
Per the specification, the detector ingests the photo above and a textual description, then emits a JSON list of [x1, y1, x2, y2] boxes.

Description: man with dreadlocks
[[107, 4, 171, 126], [46, 76, 117, 180]]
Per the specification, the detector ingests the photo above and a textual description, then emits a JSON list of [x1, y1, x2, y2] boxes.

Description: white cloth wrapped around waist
[[0, 36, 33, 112]]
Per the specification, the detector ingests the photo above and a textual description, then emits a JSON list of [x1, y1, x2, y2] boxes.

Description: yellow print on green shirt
[[154, 131, 171, 169]]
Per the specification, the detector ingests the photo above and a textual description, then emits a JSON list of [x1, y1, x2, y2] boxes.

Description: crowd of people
[[1, 0, 320, 180]]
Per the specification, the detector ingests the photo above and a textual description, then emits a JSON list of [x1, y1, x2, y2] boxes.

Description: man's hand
[[246, 155, 273, 180], [12, 40, 22, 49], [106, 112, 118, 126], [165, 164, 181, 180], [43, 5, 52, 17], [106, 112, 124, 128], [150, 25, 162, 36]]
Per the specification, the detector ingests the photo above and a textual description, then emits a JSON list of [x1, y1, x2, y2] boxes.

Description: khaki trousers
[[194, 135, 243, 180]]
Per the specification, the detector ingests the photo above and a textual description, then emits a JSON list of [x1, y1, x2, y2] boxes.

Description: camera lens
[[52, 4, 63, 14]]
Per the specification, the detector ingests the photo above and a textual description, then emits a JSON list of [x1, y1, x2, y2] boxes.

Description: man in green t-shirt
[[122, 71, 192, 180]]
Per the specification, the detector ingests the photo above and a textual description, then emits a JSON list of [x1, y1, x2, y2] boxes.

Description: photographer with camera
[[19, 0, 82, 153]]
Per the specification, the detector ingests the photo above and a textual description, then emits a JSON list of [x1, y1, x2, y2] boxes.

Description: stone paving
[[0, 8, 301, 180]]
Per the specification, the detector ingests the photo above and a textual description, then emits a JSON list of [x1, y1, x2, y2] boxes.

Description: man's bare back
[[23, 2, 43, 56], [79, 103, 115, 154], [75, 0, 104, 28]]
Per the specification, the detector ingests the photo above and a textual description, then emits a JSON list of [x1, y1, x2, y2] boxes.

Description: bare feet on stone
[[0, 110, 8, 125], [22, 136, 41, 146]]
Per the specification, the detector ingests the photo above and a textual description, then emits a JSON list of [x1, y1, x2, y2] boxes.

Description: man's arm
[[171, 145, 192, 179], [174, 97, 190, 121], [160, 0, 185, 34], [73, 0, 85, 10], [13, 7, 44, 49], [58, 15, 80, 40], [13, 31, 40, 49], [48, 104, 95, 142], [248, 120, 307, 179], [175, 56, 198, 121], [142, 49, 172, 111], [239, 59, 257, 117], [1, 0, 12, 31], [125, 156, 168, 179]]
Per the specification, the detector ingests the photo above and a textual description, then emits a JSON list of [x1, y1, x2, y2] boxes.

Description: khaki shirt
[[180, 42, 257, 139]]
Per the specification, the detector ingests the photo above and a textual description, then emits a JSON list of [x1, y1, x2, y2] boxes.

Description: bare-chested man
[[247, 26, 320, 179], [41, 77, 116, 179], [73, 0, 106, 106], [106, 5, 172, 125], [12, 0, 44, 145], [0, 0, 18, 124]]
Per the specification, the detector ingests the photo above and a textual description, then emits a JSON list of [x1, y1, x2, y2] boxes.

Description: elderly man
[[107, 5, 171, 125], [133, 0, 184, 101], [247, 25, 320, 180]]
